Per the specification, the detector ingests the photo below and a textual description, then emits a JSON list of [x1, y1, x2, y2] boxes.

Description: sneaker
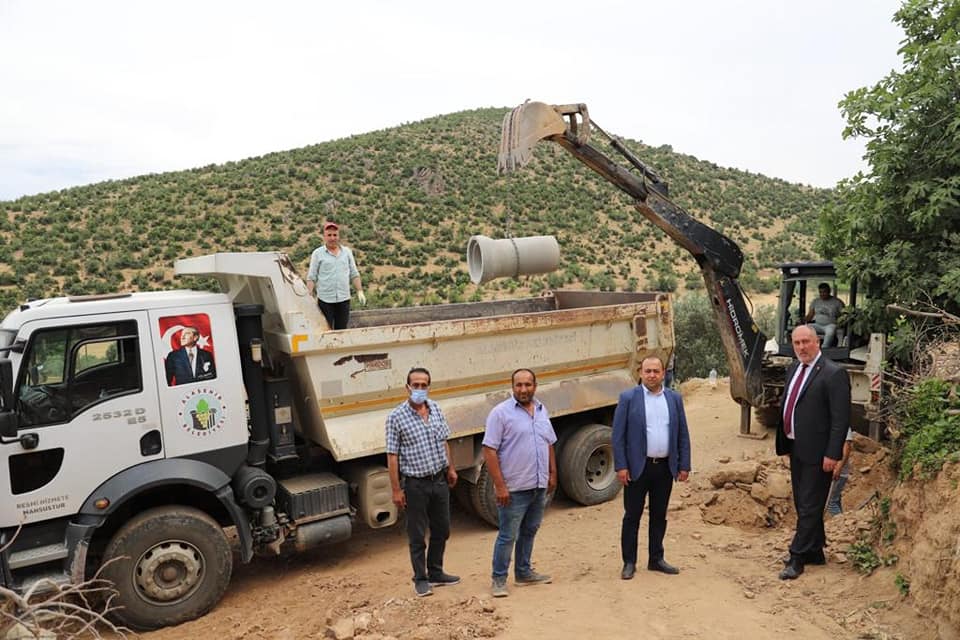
[[414, 580, 433, 597], [429, 572, 461, 587], [515, 571, 552, 585], [491, 576, 508, 598]]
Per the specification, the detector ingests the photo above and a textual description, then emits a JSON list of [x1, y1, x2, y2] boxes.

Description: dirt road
[[144, 380, 928, 640]]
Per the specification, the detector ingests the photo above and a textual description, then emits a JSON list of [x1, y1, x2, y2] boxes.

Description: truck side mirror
[[0, 360, 18, 437]]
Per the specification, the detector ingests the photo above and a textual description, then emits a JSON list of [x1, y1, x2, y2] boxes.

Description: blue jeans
[[491, 488, 547, 579], [826, 470, 849, 516]]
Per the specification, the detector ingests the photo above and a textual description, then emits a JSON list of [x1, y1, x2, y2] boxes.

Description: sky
[[0, 0, 905, 201]]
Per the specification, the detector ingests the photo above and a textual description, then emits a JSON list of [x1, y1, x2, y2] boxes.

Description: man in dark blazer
[[612, 355, 691, 580], [776, 325, 850, 580], [165, 326, 216, 386]]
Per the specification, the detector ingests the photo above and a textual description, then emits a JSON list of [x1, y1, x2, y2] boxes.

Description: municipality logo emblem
[[178, 387, 226, 436]]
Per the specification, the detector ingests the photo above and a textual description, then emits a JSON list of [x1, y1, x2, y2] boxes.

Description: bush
[[673, 293, 726, 381], [894, 378, 960, 479]]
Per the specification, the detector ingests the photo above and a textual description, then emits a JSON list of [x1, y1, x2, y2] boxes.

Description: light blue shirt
[[482, 397, 557, 491], [307, 245, 360, 303], [642, 384, 670, 458]]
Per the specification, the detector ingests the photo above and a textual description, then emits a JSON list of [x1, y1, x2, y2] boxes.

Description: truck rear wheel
[[559, 424, 620, 505], [469, 466, 499, 527], [99, 505, 233, 630], [466, 465, 555, 527]]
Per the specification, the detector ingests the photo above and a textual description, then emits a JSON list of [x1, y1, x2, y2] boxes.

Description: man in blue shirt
[[612, 355, 692, 580], [306, 221, 365, 330], [385, 367, 459, 597], [482, 368, 557, 598]]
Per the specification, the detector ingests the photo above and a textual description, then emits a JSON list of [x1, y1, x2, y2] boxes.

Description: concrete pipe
[[467, 235, 560, 284]]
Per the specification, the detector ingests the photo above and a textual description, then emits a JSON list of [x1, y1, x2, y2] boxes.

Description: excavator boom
[[499, 102, 767, 421]]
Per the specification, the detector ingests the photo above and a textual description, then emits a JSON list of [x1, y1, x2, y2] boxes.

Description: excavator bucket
[[498, 102, 589, 174]]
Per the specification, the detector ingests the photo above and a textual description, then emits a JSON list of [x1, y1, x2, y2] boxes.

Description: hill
[[0, 108, 832, 312]]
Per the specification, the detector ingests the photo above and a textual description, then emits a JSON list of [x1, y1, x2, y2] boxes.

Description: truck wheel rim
[[133, 540, 204, 605], [585, 445, 614, 489]]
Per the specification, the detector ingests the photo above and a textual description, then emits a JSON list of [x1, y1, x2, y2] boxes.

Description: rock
[[703, 492, 719, 506], [691, 532, 703, 540], [833, 552, 848, 564], [326, 617, 355, 640], [704, 512, 726, 525], [354, 612, 373, 633], [765, 472, 792, 499], [750, 482, 771, 502], [858, 465, 872, 474], [717, 456, 732, 464], [668, 501, 684, 511], [851, 432, 881, 453], [724, 482, 736, 490], [734, 481, 752, 491], [5, 624, 56, 640], [743, 590, 756, 599], [709, 461, 760, 487]]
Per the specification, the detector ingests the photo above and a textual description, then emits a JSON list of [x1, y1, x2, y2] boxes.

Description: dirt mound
[[889, 460, 960, 640], [697, 441, 897, 537]]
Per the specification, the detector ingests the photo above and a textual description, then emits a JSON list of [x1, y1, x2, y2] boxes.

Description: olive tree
[[820, 0, 960, 331]]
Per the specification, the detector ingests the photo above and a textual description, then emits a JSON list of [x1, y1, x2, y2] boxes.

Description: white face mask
[[410, 389, 428, 404]]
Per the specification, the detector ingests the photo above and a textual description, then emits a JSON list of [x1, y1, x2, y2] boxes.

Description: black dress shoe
[[647, 559, 679, 575], [621, 563, 636, 580], [782, 551, 826, 566], [779, 561, 804, 580]]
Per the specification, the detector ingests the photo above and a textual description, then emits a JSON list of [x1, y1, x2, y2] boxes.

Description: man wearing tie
[[776, 325, 851, 580], [165, 326, 216, 386]]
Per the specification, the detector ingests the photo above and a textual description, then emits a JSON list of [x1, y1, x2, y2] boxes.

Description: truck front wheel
[[559, 424, 620, 505], [100, 505, 233, 630]]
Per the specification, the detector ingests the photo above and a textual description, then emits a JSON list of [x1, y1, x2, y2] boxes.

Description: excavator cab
[[775, 261, 860, 362]]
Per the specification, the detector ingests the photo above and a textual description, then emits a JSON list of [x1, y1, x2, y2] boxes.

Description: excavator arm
[[499, 102, 767, 430]]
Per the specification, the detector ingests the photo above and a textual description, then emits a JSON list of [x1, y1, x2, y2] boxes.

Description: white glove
[[357, 291, 367, 306]]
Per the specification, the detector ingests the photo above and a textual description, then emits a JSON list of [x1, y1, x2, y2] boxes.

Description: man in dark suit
[[165, 326, 216, 386], [776, 325, 851, 580], [612, 355, 691, 580]]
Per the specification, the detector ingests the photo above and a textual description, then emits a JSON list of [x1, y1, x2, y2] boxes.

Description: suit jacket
[[775, 356, 850, 464], [165, 347, 216, 386], [612, 385, 692, 480]]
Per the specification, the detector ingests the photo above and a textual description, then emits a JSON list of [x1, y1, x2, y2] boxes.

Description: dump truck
[[498, 101, 886, 436], [0, 251, 674, 629]]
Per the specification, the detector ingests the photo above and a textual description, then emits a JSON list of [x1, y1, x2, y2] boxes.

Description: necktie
[[782, 364, 808, 437], [188, 349, 196, 374]]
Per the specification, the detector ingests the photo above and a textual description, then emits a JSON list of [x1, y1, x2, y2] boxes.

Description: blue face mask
[[410, 389, 428, 404]]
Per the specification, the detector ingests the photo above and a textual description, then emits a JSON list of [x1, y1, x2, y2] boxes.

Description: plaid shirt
[[385, 399, 450, 477]]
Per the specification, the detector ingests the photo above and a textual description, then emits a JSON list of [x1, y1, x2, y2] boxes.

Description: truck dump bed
[[176, 253, 674, 461]]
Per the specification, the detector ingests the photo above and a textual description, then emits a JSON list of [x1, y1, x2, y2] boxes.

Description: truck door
[[0, 312, 162, 527]]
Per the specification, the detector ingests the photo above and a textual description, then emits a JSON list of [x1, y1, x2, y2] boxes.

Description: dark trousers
[[788, 453, 832, 559], [318, 299, 350, 330], [402, 475, 451, 582], [620, 459, 673, 564]]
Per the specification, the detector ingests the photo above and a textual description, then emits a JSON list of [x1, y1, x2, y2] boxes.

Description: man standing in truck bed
[[306, 221, 365, 330], [386, 367, 460, 597]]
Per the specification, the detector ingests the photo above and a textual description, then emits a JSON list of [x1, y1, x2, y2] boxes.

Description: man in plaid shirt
[[386, 367, 460, 597]]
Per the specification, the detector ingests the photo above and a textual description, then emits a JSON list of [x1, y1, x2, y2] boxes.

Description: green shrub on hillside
[[894, 378, 960, 479], [673, 293, 726, 380]]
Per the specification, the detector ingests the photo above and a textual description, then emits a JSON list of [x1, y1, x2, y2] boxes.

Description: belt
[[407, 468, 446, 481], [647, 457, 668, 464]]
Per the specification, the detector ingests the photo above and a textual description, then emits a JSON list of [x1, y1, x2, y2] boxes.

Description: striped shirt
[[307, 245, 360, 303], [385, 399, 450, 477]]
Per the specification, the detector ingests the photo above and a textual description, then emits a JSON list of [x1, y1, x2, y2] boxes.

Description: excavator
[[497, 101, 885, 437]]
